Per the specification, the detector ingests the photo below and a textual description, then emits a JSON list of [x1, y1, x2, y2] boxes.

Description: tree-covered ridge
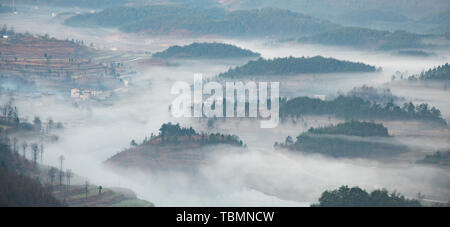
[[346, 85, 404, 104], [408, 63, 450, 81], [337, 9, 409, 24], [280, 95, 446, 125], [307, 121, 389, 137], [65, 5, 225, 29], [300, 27, 424, 50], [275, 121, 408, 158], [417, 150, 450, 166], [137, 122, 244, 147], [218, 56, 376, 78], [64, 6, 338, 37], [397, 50, 435, 57], [152, 42, 260, 59], [313, 186, 421, 207]]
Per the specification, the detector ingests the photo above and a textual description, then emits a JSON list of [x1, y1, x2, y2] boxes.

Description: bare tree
[[58, 155, 65, 186], [12, 137, 17, 154], [85, 181, 89, 200], [21, 141, 27, 159], [40, 143, 44, 163], [31, 143, 38, 167], [66, 169, 73, 189], [48, 167, 57, 190]]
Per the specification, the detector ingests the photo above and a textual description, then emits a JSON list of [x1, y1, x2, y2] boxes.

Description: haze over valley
[[1, 0, 449, 207]]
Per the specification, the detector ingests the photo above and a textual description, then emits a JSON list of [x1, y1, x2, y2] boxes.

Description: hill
[[105, 122, 245, 171], [0, 28, 92, 58], [280, 95, 447, 125], [313, 185, 421, 207], [275, 121, 409, 158], [337, 9, 409, 25], [218, 56, 377, 78], [64, 6, 338, 37], [299, 27, 425, 50], [417, 150, 450, 166], [408, 63, 450, 81], [152, 42, 260, 59]]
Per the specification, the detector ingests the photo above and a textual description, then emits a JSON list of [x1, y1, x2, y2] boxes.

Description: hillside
[[152, 42, 260, 59], [0, 29, 130, 92], [337, 9, 409, 25], [275, 121, 409, 158], [218, 56, 376, 78], [105, 123, 245, 171], [299, 27, 425, 50], [0, 138, 62, 206], [64, 6, 338, 37], [51, 185, 153, 207]]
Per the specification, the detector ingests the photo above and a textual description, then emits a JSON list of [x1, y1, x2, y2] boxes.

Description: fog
[[1, 4, 450, 206]]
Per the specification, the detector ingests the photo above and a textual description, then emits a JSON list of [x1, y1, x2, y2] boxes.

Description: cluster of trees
[[275, 121, 408, 158], [313, 185, 421, 207], [408, 63, 449, 81], [397, 50, 434, 57], [1, 101, 63, 132], [306, 121, 389, 137], [0, 138, 61, 206], [0, 24, 15, 37], [218, 56, 376, 78], [139, 122, 244, 147], [300, 27, 424, 50], [417, 150, 450, 166], [152, 42, 260, 59], [65, 6, 338, 37], [280, 95, 446, 125], [345, 85, 403, 104]]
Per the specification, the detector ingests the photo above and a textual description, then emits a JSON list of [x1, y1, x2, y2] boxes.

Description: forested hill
[[105, 123, 245, 171], [307, 121, 390, 137], [64, 6, 338, 37], [408, 63, 450, 81], [299, 27, 425, 50], [152, 42, 260, 59], [313, 186, 421, 207], [218, 56, 377, 78], [276, 121, 409, 158], [280, 95, 447, 125]]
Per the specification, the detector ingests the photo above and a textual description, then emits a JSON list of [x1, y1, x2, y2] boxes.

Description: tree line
[[134, 122, 245, 147], [313, 185, 422, 207], [408, 63, 449, 81], [280, 95, 446, 125]]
